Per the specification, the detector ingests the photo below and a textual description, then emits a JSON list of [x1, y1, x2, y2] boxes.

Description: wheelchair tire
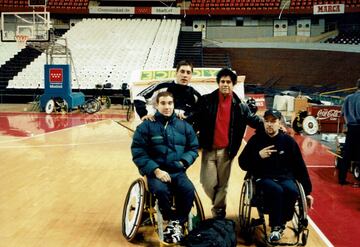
[[83, 99, 100, 114], [292, 116, 303, 133], [302, 116, 319, 135], [302, 231, 308, 246], [104, 96, 111, 109], [353, 162, 360, 181], [45, 99, 55, 114], [239, 179, 254, 238], [122, 178, 146, 241], [292, 181, 308, 234]]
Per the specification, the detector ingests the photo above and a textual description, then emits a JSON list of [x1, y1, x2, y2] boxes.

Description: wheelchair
[[122, 177, 205, 244], [239, 176, 309, 246]]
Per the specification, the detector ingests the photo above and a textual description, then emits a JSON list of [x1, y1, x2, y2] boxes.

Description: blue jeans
[[147, 172, 195, 224], [256, 178, 299, 227]]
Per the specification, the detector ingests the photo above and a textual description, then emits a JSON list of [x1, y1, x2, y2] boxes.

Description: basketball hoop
[[15, 34, 29, 47]]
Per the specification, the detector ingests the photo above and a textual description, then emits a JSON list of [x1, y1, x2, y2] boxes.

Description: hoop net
[[15, 34, 29, 47]]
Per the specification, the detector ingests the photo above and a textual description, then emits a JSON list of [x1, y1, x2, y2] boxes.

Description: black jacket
[[238, 131, 312, 195], [134, 81, 201, 119], [193, 89, 263, 159]]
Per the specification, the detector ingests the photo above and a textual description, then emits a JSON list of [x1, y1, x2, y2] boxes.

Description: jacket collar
[[211, 88, 241, 103], [155, 111, 176, 125]]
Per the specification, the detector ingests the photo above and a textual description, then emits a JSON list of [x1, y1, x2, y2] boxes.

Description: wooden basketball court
[[0, 108, 329, 246]]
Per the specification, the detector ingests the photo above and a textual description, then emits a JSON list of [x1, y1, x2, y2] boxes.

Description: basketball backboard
[[1, 11, 51, 42]]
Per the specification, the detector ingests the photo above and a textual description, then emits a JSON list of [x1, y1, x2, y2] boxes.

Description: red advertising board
[[246, 94, 266, 111], [307, 105, 344, 133]]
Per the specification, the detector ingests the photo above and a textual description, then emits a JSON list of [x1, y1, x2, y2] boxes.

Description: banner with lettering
[[130, 68, 245, 103], [89, 6, 135, 14], [313, 4, 345, 15], [246, 93, 266, 111]]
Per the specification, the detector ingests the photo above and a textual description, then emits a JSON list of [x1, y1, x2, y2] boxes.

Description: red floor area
[[244, 128, 360, 247], [0, 112, 126, 137], [309, 168, 360, 247]]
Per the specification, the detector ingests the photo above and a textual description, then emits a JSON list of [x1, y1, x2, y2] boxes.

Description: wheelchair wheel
[[126, 103, 134, 122], [292, 116, 303, 133], [353, 162, 360, 181], [292, 181, 308, 234], [122, 178, 146, 241], [103, 96, 111, 109], [83, 99, 100, 114], [45, 99, 55, 114], [239, 179, 254, 238], [187, 190, 205, 232], [302, 116, 319, 135]]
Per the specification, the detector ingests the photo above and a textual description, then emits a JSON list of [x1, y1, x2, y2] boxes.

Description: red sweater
[[213, 92, 232, 149]]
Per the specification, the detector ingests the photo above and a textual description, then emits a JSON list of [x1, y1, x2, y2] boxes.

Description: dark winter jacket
[[238, 131, 312, 195], [193, 89, 263, 159], [134, 81, 201, 120], [131, 111, 199, 176]]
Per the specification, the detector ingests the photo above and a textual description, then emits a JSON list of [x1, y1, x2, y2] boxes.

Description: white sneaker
[[163, 220, 183, 244], [269, 226, 284, 242]]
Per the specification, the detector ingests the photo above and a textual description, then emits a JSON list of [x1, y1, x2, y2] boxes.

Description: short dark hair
[[156, 91, 174, 103], [357, 78, 360, 89], [176, 60, 193, 72], [216, 68, 237, 85]]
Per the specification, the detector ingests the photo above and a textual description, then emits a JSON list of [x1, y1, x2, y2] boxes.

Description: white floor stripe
[[308, 217, 334, 247]]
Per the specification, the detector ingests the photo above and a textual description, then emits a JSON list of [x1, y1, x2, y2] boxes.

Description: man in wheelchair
[[131, 91, 199, 244], [238, 109, 314, 243]]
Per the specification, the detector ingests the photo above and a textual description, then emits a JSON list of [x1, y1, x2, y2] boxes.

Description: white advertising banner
[[151, 7, 180, 15], [89, 6, 135, 14], [313, 4, 345, 15]]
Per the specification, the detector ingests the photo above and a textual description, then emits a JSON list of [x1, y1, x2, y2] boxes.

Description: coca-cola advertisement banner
[[308, 105, 344, 123]]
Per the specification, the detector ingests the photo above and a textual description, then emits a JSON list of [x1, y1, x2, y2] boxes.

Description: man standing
[[131, 91, 199, 244], [134, 60, 201, 121], [193, 68, 263, 218], [338, 78, 360, 185], [238, 109, 313, 242]]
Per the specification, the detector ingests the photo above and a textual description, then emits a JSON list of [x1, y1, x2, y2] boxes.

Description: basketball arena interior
[[0, 1, 359, 247]]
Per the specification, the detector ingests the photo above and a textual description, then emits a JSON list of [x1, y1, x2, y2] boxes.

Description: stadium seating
[[324, 30, 360, 45], [7, 18, 180, 90], [290, 0, 360, 9], [0, 0, 89, 12], [190, 0, 281, 10], [0, 42, 25, 66]]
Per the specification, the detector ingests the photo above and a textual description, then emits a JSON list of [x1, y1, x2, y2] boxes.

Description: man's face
[[218, 76, 234, 96], [176, 65, 192, 85], [264, 116, 281, 137], [156, 96, 174, 117]]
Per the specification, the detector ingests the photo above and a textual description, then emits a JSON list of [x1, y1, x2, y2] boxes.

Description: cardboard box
[[294, 97, 309, 113]]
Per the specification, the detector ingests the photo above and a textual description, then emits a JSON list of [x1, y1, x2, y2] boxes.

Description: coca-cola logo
[[316, 109, 341, 120]]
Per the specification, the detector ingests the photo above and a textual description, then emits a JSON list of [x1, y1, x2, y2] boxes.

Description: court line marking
[[308, 217, 334, 247]]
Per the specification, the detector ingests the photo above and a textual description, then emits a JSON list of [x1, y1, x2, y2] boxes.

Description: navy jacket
[[238, 131, 312, 195], [131, 111, 199, 176]]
